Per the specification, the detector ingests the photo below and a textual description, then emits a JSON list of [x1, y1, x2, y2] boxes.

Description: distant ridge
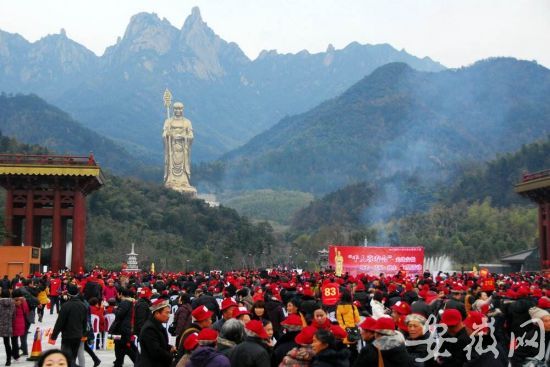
[[216, 58, 550, 194], [0, 7, 445, 164]]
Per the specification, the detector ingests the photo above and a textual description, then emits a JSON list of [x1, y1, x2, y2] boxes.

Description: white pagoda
[[126, 243, 140, 271]]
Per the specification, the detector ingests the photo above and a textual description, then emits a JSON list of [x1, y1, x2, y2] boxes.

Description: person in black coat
[[230, 320, 272, 367], [137, 299, 175, 367], [134, 292, 151, 337], [110, 289, 137, 367], [50, 285, 88, 366], [311, 329, 350, 367], [437, 309, 470, 367]]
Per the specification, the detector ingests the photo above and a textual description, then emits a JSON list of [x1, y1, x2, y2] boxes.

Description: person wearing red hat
[[212, 298, 238, 332], [390, 300, 411, 334], [353, 317, 378, 366], [462, 312, 508, 366], [437, 309, 469, 367], [178, 332, 199, 367], [280, 326, 316, 366], [186, 328, 230, 367], [136, 299, 175, 367], [273, 314, 303, 366], [230, 320, 271, 367], [370, 318, 411, 366], [232, 306, 252, 324], [173, 305, 214, 366]]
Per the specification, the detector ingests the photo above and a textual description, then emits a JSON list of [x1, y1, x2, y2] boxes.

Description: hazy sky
[[1, 0, 549, 68]]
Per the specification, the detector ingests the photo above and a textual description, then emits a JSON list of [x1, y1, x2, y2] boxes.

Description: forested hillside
[[287, 137, 548, 265]]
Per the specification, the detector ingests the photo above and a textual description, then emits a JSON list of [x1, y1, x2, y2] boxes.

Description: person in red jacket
[[11, 290, 30, 360], [49, 275, 61, 315]]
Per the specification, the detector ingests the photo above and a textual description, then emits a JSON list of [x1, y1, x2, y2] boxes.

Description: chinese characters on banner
[[328, 245, 424, 276]]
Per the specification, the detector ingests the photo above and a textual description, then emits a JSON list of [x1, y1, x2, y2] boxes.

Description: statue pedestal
[[166, 182, 197, 197]]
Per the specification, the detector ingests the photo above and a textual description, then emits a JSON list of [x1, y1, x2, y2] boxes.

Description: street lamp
[[186, 259, 190, 273]]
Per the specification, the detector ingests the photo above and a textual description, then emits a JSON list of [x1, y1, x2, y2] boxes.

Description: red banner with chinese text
[[328, 245, 424, 276]]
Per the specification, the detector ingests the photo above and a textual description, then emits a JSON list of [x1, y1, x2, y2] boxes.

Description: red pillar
[[4, 189, 13, 245], [51, 190, 63, 272], [24, 189, 34, 246], [72, 190, 86, 272], [60, 218, 68, 268]]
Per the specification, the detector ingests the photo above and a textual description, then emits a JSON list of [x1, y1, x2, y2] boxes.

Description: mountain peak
[[110, 12, 178, 56], [182, 6, 206, 31], [60, 28, 67, 37], [191, 6, 202, 21]]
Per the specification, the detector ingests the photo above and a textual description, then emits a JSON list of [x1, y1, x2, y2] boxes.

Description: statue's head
[[173, 102, 184, 117]]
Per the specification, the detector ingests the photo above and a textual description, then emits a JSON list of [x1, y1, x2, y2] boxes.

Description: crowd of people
[[0, 267, 549, 367]]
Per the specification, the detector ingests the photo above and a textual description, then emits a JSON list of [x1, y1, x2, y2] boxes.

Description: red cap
[[440, 309, 462, 326], [538, 297, 550, 309], [359, 317, 377, 331], [197, 328, 218, 342], [183, 332, 199, 351], [330, 325, 347, 339], [302, 287, 314, 297], [220, 298, 238, 311], [391, 301, 411, 316], [373, 317, 396, 335], [281, 314, 303, 327], [253, 292, 264, 302], [355, 282, 366, 292], [295, 326, 316, 345], [463, 311, 488, 334], [138, 287, 152, 299], [232, 306, 251, 318], [192, 305, 213, 322], [517, 286, 530, 297], [245, 320, 269, 339]]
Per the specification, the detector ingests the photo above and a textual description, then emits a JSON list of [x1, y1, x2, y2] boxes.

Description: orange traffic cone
[[27, 327, 42, 361]]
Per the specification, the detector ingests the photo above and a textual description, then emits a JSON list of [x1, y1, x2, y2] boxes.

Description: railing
[[522, 169, 550, 182], [0, 154, 97, 166]]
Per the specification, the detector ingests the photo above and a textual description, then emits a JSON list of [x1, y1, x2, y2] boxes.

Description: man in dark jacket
[[50, 284, 88, 366], [230, 320, 271, 367], [137, 299, 175, 367], [111, 288, 137, 367], [134, 289, 152, 337], [437, 309, 470, 367]]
